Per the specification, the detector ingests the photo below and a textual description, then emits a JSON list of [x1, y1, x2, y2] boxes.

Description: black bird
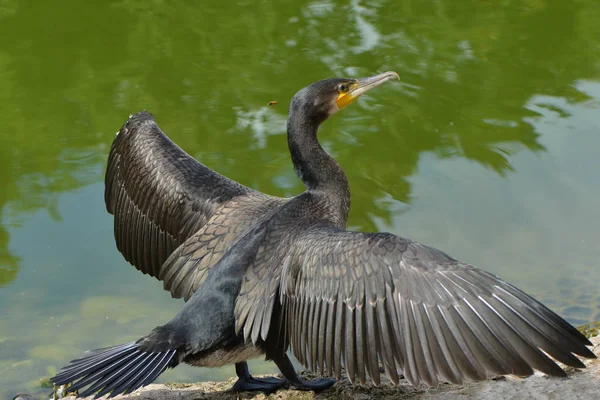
[[52, 72, 595, 398]]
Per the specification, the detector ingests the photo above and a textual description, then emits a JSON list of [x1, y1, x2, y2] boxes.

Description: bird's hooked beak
[[336, 71, 400, 110]]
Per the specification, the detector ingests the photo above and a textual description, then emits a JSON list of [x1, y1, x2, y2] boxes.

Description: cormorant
[[51, 72, 595, 398]]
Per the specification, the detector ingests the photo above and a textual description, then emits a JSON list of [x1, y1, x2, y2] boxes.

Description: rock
[[59, 335, 600, 400], [579, 321, 600, 339]]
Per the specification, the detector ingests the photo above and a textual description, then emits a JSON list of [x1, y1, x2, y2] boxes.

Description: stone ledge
[[60, 335, 599, 400]]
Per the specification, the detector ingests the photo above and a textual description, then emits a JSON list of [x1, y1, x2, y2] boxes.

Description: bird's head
[[289, 71, 399, 124]]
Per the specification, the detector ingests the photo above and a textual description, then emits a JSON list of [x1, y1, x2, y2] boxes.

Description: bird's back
[[159, 192, 289, 300]]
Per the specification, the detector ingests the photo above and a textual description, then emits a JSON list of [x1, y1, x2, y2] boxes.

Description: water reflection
[[0, 0, 599, 397], [0, 0, 595, 301]]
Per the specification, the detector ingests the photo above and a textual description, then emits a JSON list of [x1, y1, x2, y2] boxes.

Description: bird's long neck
[[287, 109, 350, 227]]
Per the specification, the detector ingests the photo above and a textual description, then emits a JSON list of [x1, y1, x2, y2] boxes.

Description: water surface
[[1, 0, 600, 397]]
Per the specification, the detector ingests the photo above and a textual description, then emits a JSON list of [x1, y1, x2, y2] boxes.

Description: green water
[[1, 0, 600, 397]]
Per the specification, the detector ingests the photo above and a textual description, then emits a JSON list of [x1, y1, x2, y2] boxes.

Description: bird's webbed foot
[[288, 377, 336, 391], [230, 376, 287, 393], [231, 362, 287, 393], [270, 353, 336, 392]]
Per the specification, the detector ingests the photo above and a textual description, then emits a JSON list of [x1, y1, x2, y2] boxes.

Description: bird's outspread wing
[[105, 111, 254, 279], [243, 226, 595, 387]]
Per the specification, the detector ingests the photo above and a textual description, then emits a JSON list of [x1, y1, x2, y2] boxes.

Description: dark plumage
[[52, 72, 595, 398]]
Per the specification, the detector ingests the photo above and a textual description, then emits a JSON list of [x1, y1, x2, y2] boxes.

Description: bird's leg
[[271, 353, 336, 391], [230, 362, 287, 393]]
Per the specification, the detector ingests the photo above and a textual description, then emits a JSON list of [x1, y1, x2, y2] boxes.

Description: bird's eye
[[338, 84, 348, 93]]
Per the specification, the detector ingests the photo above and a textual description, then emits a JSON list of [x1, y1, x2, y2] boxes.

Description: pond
[[1, 0, 599, 398]]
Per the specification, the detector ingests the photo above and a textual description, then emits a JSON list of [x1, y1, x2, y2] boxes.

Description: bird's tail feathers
[[51, 339, 178, 398]]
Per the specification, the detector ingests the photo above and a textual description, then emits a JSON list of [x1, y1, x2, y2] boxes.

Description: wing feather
[[334, 292, 345, 380], [376, 297, 399, 383], [344, 306, 356, 382], [308, 299, 319, 371], [324, 300, 335, 376], [317, 299, 328, 374], [364, 301, 381, 385], [354, 304, 367, 384]]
